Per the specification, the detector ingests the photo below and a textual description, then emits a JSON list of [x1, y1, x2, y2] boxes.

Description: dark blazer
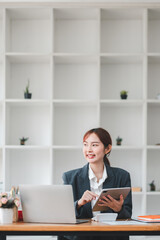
[[62, 163, 132, 220]]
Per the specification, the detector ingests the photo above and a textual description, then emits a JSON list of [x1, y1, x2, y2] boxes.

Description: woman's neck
[[90, 161, 104, 182]]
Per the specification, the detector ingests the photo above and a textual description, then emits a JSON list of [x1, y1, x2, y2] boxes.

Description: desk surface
[[0, 221, 160, 232]]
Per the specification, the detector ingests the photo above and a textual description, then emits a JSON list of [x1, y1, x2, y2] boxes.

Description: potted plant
[[19, 137, 29, 145], [0, 191, 20, 223], [116, 136, 122, 146], [120, 90, 128, 99], [149, 180, 156, 191], [24, 80, 32, 99]]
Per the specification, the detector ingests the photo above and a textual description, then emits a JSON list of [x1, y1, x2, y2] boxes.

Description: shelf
[[6, 53, 51, 58], [147, 104, 160, 145], [146, 194, 160, 214], [147, 149, 160, 193], [54, 8, 99, 53], [112, 145, 143, 150], [6, 55, 51, 99], [5, 148, 51, 189], [6, 8, 52, 53], [0, 58, 3, 100], [146, 191, 160, 195], [0, 9, 3, 54], [6, 104, 51, 146], [52, 145, 82, 150], [53, 99, 97, 107], [132, 192, 144, 195], [101, 8, 143, 53], [148, 56, 160, 99], [147, 145, 160, 149], [53, 55, 98, 100], [132, 193, 144, 216], [5, 145, 51, 150], [6, 99, 50, 106], [101, 54, 143, 63], [0, 105, 3, 146], [53, 54, 98, 62], [100, 104, 143, 146], [53, 105, 98, 146], [0, 3, 160, 216], [0, 148, 2, 184], [148, 9, 160, 53], [147, 100, 160, 104], [110, 149, 143, 188], [100, 100, 144, 106], [100, 55, 143, 100]]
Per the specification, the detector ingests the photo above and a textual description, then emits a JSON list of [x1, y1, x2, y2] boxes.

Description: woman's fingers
[[98, 194, 124, 212], [78, 190, 99, 208]]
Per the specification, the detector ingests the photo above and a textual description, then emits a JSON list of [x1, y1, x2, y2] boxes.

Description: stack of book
[[134, 215, 160, 223]]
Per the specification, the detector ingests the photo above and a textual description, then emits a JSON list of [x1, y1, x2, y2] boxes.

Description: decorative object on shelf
[[116, 136, 122, 145], [156, 93, 160, 100], [132, 187, 142, 192], [24, 79, 32, 99], [0, 190, 20, 223], [10, 186, 19, 222], [149, 180, 156, 191], [19, 137, 29, 145], [120, 90, 128, 99]]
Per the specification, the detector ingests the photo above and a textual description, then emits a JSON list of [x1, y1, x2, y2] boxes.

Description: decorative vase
[[0, 208, 13, 224], [13, 206, 18, 222], [20, 140, 25, 145], [120, 94, 128, 99], [24, 92, 32, 99], [116, 140, 122, 146]]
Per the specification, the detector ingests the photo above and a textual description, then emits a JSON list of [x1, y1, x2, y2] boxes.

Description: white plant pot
[[0, 208, 13, 224]]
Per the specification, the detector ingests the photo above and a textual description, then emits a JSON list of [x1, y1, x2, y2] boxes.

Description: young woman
[[60, 128, 132, 240]]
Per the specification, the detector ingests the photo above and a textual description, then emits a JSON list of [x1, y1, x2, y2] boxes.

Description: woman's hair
[[83, 128, 112, 166]]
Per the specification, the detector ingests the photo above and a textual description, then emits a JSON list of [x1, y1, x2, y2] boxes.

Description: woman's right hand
[[77, 190, 98, 208]]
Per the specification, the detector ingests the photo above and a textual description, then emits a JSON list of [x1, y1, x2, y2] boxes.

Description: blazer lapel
[[103, 164, 116, 189], [78, 163, 93, 217]]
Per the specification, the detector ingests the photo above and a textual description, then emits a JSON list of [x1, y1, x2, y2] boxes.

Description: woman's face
[[83, 133, 108, 164]]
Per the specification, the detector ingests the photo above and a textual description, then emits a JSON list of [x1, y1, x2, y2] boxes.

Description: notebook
[[19, 184, 88, 224], [133, 215, 160, 223]]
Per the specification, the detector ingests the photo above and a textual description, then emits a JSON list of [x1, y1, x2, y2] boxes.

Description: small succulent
[[19, 137, 29, 145], [116, 136, 122, 142], [120, 90, 128, 95], [116, 136, 122, 145], [24, 79, 30, 94], [20, 137, 29, 142], [149, 180, 155, 191]]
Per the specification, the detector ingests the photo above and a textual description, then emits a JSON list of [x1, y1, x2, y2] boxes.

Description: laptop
[[19, 184, 88, 224]]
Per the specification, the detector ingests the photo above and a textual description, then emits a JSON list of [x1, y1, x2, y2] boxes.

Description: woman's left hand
[[98, 194, 124, 212]]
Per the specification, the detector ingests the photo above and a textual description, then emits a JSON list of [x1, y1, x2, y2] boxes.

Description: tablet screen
[[92, 187, 131, 212]]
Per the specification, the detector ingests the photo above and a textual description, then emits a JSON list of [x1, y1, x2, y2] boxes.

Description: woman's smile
[[86, 153, 96, 159]]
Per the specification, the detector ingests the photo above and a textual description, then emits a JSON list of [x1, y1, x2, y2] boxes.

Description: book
[[131, 187, 142, 192], [133, 215, 160, 223]]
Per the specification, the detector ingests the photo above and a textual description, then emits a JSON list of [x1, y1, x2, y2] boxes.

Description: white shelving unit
[[0, 4, 160, 220]]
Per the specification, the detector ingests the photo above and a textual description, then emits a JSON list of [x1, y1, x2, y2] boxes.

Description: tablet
[[92, 187, 131, 212]]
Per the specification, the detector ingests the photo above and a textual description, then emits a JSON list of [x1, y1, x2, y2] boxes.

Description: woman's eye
[[93, 144, 98, 147]]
